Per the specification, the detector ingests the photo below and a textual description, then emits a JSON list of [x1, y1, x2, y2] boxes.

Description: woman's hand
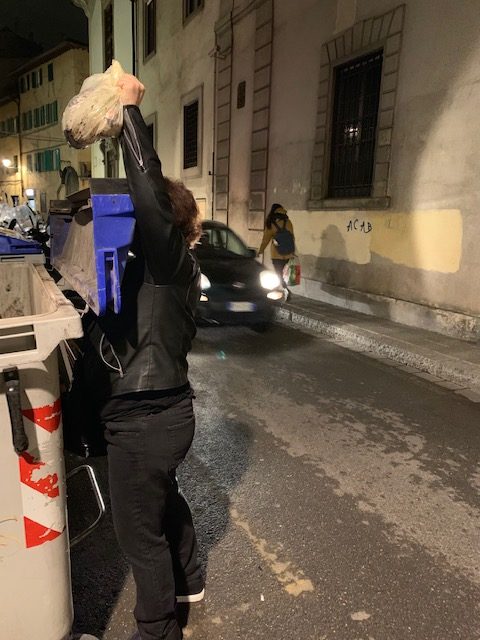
[[118, 74, 145, 106]]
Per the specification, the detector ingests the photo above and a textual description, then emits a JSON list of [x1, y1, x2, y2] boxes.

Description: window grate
[[328, 50, 383, 198], [104, 3, 114, 69], [237, 81, 246, 109], [184, 0, 203, 21], [183, 101, 199, 169], [144, 0, 156, 58]]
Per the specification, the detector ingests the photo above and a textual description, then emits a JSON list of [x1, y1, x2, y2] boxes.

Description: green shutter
[[53, 148, 61, 171], [52, 101, 58, 123], [44, 150, 52, 172]]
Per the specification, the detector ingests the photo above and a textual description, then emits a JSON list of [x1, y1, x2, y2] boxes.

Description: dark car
[[193, 220, 284, 329]]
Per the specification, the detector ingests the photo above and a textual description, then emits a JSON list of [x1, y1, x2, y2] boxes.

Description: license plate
[[227, 302, 256, 312]]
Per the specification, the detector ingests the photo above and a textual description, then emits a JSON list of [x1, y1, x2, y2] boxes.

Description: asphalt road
[[70, 323, 480, 640]]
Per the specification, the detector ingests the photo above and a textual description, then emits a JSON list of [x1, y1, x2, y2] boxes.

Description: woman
[[79, 75, 204, 640], [258, 203, 295, 300]]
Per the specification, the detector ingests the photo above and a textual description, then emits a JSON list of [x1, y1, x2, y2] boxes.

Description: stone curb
[[274, 306, 480, 392]]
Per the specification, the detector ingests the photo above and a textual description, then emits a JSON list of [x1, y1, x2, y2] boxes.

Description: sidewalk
[[274, 295, 480, 399]]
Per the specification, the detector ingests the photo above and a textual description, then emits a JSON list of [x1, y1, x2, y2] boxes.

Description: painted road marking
[[230, 507, 314, 596]]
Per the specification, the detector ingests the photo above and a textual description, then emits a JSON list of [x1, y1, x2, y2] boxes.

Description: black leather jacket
[[80, 106, 200, 410]]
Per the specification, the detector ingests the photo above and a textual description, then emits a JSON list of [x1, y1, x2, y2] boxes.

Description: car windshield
[[196, 226, 251, 258]]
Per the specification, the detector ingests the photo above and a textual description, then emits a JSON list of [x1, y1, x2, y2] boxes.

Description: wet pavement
[[70, 324, 480, 640]]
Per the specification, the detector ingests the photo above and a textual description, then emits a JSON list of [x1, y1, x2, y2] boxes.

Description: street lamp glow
[[2, 158, 12, 168]]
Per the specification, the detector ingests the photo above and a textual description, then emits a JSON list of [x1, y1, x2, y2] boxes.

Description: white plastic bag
[[62, 60, 125, 149], [0, 204, 37, 232]]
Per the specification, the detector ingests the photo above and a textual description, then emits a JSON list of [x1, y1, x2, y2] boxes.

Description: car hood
[[195, 254, 265, 287]]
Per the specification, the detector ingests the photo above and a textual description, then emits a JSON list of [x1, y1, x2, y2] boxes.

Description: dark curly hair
[[164, 177, 202, 246]]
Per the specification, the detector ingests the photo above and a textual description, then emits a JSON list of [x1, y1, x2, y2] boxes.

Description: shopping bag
[[283, 257, 301, 286], [62, 60, 126, 149]]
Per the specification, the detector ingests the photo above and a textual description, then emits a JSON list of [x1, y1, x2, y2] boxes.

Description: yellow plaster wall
[[289, 209, 463, 274], [0, 101, 21, 201], [17, 47, 90, 212]]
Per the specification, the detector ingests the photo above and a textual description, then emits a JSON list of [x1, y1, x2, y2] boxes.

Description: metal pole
[[16, 98, 25, 198]]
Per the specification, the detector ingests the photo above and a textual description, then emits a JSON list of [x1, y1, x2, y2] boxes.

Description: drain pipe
[[130, 0, 138, 75]]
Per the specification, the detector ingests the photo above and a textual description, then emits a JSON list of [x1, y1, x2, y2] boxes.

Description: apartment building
[[76, 0, 480, 340], [0, 41, 90, 214]]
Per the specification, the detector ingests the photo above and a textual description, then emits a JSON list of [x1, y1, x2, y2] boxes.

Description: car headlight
[[200, 273, 211, 290], [260, 270, 281, 290]]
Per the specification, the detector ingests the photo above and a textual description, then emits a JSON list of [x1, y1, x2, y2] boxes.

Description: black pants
[[105, 396, 203, 640], [272, 258, 289, 288]]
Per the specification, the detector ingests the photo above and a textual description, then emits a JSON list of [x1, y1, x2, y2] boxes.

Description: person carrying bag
[[258, 203, 298, 300]]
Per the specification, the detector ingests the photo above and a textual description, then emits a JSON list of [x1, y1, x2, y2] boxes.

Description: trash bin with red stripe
[[0, 261, 83, 640]]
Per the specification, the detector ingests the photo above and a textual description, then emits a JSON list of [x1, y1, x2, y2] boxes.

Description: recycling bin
[[0, 227, 45, 264], [0, 260, 83, 640], [49, 178, 136, 316]]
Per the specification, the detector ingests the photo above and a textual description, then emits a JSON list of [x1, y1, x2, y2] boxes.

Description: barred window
[[237, 81, 246, 109], [104, 2, 114, 69], [144, 0, 156, 59], [183, 100, 199, 169], [184, 0, 203, 22], [328, 51, 383, 198]]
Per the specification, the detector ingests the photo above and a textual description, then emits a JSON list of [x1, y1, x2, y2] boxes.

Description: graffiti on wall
[[347, 219, 372, 233]]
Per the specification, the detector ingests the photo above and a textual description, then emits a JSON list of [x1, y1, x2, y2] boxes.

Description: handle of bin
[[3, 367, 29, 454], [67, 465, 106, 547]]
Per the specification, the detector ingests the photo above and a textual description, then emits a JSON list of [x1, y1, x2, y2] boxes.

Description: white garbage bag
[[62, 60, 125, 149], [0, 204, 36, 232]]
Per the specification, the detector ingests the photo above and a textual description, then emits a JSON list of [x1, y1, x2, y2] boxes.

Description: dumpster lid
[[49, 179, 136, 316], [0, 228, 43, 256]]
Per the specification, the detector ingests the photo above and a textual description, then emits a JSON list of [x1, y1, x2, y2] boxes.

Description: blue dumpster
[[49, 179, 136, 316], [0, 228, 44, 263]]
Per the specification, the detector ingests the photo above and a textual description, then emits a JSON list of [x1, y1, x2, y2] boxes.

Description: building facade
[[77, 0, 480, 340], [0, 42, 90, 215]]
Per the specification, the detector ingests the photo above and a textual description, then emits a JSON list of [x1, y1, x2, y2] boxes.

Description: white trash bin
[[0, 262, 84, 640]]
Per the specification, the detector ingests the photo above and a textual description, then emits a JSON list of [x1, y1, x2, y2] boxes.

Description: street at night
[[71, 324, 480, 640], [2, 2, 480, 639]]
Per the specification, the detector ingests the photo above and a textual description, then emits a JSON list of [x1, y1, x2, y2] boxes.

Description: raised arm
[[118, 75, 186, 283]]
